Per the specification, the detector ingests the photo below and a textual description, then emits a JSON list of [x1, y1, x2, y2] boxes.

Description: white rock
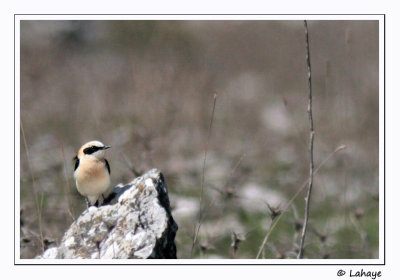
[[37, 169, 178, 259], [39, 247, 58, 259]]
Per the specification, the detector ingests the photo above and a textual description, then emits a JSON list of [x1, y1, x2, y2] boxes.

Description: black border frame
[[14, 14, 386, 265]]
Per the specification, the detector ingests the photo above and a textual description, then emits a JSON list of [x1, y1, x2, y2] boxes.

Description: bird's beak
[[103, 146, 111, 150]]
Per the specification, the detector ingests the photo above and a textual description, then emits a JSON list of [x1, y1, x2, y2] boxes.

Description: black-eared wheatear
[[73, 140, 111, 207]]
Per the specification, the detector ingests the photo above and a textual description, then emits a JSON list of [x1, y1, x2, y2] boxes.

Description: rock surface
[[38, 169, 178, 259]]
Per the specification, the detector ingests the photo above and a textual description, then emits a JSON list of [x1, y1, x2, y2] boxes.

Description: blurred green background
[[19, 20, 379, 259]]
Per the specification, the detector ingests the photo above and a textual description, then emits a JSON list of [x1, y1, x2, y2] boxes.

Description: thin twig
[[121, 153, 142, 177], [297, 19, 314, 259], [21, 120, 45, 253], [223, 153, 246, 189], [256, 145, 346, 259], [349, 210, 370, 256], [192, 151, 247, 257], [191, 93, 218, 257]]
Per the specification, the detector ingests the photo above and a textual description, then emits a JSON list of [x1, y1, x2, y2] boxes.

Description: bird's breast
[[75, 158, 110, 196]]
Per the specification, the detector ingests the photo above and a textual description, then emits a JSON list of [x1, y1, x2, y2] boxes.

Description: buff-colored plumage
[[74, 140, 111, 206]]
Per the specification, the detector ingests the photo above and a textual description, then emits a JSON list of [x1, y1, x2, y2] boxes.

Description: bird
[[73, 140, 111, 207]]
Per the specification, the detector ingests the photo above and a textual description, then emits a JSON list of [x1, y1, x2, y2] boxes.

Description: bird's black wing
[[73, 156, 80, 171], [105, 159, 111, 174]]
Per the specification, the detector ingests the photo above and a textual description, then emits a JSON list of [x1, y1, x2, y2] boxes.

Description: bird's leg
[[85, 198, 90, 210]]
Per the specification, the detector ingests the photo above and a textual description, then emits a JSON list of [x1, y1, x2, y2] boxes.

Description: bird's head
[[77, 140, 111, 160]]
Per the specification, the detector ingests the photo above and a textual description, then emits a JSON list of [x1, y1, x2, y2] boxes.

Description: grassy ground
[[19, 20, 379, 259]]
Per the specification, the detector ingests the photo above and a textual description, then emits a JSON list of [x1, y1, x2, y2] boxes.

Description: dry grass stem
[[298, 19, 315, 259], [60, 142, 75, 221], [21, 120, 45, 252], [191, 93, 218, 257], [256, 145, 346, 259]]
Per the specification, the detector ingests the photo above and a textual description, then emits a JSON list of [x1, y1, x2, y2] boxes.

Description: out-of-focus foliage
[[20, 20, 379, 259]]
